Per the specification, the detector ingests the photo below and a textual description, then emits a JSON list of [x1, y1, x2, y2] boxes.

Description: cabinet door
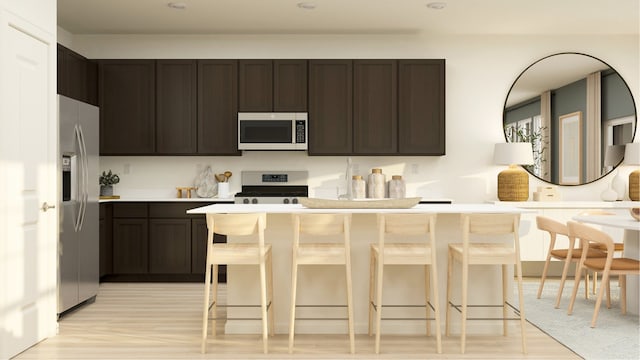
[[149, 219, 191, 274], [63, 48, 88, 102], [86, 60, 98, 106], [197, 60, 240, 155], [99, 203, 113, 278], [112, 218, 149, 274], [398, 59, 445, 155], [239, 59, 273, 111], [99, 60, 156, 155], [353, 60, 397, 154], [56, 44, 65, 95], [274, 60, 307, 111], [308, 60, 353, 155], [156, 60, 197, 154]]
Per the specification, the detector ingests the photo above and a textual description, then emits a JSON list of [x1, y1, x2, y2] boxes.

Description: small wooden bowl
[[630, 208, 640, 221]]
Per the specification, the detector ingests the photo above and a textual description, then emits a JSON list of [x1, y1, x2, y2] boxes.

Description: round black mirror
[[503, 52, 636, 185]]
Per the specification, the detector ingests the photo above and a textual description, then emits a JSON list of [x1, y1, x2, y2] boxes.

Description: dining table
[[572, 212, 640, 315]]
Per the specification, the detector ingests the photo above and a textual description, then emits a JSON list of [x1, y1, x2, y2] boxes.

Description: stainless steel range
[[234, 171, 308, 204]]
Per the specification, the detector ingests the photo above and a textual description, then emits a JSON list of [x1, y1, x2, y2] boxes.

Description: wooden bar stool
[[446, 213, 527, 354], [567, 221, 640, 327], [368, 213, 442, 354], [288, 213, 355, 354], [536, 216, 606, 308], [201, 213, 274, 354]]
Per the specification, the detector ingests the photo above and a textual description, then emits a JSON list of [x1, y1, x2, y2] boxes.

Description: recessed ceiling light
[[297, 2, 316, 10], [426, 2, 446, 10], [168, 2, 187, 10]]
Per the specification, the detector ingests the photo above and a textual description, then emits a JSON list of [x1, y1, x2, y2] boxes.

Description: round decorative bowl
[[631, 208, 640, 221]]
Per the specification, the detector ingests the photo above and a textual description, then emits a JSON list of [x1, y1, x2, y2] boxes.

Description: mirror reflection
[[503, 52, 636, 185]]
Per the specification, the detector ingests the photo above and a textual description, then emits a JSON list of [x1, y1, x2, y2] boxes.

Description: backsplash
[[100, 152, 492, 202], [99, 150, 632, 202]]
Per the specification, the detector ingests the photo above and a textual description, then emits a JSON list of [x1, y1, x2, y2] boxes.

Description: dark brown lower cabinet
[[112, 218, 149, 274], [149, 219, 191, 274], [101, 202, 226, 282]]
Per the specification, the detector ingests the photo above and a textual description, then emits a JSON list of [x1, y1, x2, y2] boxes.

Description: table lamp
[[625, 142, 640, 201], [494, 142, 534, 201], [603, 144, 625, 200]]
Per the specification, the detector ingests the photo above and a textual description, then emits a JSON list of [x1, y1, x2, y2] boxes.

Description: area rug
[[520, 279, 639, 360]]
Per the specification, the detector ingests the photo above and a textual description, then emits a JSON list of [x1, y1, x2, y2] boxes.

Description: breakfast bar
[[188, 202, 532, 336]]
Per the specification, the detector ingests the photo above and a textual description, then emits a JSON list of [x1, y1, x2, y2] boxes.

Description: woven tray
[[298, 197, 421, 209]]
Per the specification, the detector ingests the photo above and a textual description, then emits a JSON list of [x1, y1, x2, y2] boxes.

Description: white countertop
[[187, 203, 532, 214], [492, 200, 640, 209], [99, 197, 235, 203]]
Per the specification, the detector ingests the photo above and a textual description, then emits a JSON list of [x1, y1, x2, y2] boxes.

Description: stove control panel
[[236, 196, 300, 205]]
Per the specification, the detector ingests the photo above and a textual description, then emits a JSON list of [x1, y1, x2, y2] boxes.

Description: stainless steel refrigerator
[[58, 95, 99, 315]]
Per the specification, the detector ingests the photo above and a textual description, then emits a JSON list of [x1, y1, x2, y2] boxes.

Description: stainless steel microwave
[[238, 112, 308, 150]]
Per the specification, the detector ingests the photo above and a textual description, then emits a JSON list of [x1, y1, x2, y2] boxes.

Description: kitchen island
[[187, 203, 532, 335]]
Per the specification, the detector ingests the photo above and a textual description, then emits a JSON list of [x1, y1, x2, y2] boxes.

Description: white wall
[[69, 33, 639, 202]]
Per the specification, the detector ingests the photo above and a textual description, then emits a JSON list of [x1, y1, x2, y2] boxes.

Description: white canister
[[367, 168, 386, 198], [388, 175, 406, 199], [217, 182, 230, 199], [352, 175, 366, 199]]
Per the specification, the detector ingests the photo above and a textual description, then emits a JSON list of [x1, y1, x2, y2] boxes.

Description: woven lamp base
[[498, 165, 529, 201], [630, 169, 640, 201]]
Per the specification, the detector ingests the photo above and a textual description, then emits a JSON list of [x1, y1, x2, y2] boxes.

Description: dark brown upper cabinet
[[197, 60, 240, 155], [57, 44, 97, 105], [239, 60, 273, 111], [353, 60, 398, 155], [398, 59, 445, 155], [156, 60, 197, 154], [239, 59, 307, 111], [99, 60, 156, 155], [308, 60, 353, 155], [274, 60, 307, 111]]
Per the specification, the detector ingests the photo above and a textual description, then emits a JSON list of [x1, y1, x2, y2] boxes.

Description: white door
[[0, 12, 57, 359]]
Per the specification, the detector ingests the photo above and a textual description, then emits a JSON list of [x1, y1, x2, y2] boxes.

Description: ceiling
[[58, 0, 639, 35]]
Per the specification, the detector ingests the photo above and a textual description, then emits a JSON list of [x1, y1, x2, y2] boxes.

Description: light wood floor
[[13, 282, 579, 360]]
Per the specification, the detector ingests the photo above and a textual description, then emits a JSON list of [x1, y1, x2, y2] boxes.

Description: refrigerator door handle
[[74, 124, 85, 232], [81, 125, 90, 230]]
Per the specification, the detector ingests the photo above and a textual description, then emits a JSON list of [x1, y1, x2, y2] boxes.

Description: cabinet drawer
[[113, 203, 148, 218], [148, 202, 210, 218]]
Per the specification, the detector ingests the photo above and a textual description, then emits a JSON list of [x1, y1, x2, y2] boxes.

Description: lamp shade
[[624, 142, 640, 165], [604, 144, 625, 166], [493, 142, 534, 165]]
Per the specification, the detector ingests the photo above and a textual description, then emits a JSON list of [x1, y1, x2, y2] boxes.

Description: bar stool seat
[[369, 213, 442, 354], [288, 213, 355, 354], [201, 213, 274, 354]]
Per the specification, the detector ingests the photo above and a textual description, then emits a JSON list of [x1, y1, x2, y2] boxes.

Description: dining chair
[[567, 221, 640, 327], [201, 213, 274, 354], [446, 213, 527, 354], [536, 216, 607, 308], [576, 211, 623, 295], [368, 213, 442, 354], [288, 213, 355, 354]]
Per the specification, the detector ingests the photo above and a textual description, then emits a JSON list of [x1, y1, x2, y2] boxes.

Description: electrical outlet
[[123, 163, 131, 174], [352, 163, 360, 175], [411, 163, 419, 174]]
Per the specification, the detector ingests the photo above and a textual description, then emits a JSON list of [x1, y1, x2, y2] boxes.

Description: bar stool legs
[[288, 214, 355, 354]]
